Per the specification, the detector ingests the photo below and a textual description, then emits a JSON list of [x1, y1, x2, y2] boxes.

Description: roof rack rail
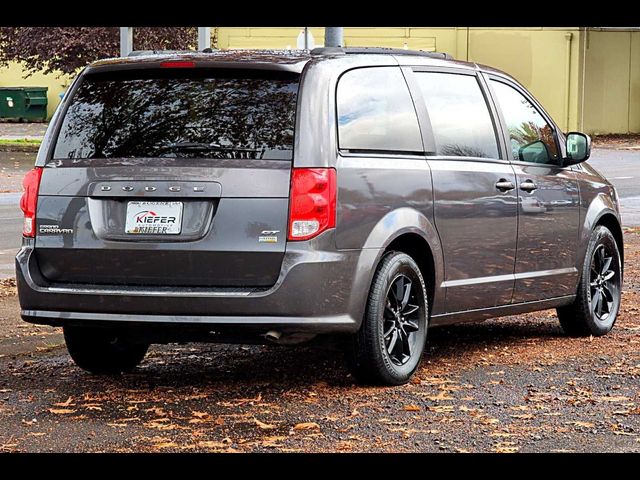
[[310, 46, 453, 60], [127, 50, 196, 57]]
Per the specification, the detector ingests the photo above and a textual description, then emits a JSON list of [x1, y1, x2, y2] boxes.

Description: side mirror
[[564, 132, 591, 165]]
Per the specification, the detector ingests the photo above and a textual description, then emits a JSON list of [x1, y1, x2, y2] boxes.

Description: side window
[[415, 72, 499, 158], [490, 80, 559, 165], [337, 67, 423, 153]]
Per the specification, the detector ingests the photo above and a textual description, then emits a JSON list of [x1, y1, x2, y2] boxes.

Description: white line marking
[[610, 176, 633, 179]]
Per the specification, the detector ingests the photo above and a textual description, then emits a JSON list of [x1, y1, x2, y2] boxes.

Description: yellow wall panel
[[344, 37, 408, 48], [343, 28, 408, 38], [629, 32, 640, 132], [226, 36, 299, 49], [583, 31, 632, 134], [404, 38, 437, 51], [467, 28, 582, 132]]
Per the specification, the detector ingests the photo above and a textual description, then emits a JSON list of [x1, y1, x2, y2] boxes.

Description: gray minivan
[[16, 48, 623, 385]]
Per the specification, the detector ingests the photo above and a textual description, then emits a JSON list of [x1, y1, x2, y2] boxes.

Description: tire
[[557, 225, 622, 337], [63, 326, 149, 374], [349, 251, 429, 385]]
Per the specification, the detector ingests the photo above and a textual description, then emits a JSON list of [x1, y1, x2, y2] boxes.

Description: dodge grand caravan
[[16, 47, 623, 385]]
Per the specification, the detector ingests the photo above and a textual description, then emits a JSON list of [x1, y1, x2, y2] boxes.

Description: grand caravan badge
[[39, 224, 73, 235]]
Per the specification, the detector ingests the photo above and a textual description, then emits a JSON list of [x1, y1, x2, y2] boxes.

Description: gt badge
[[259, 230, 279, 243]]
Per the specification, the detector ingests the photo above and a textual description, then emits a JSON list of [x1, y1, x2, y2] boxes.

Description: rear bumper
[[16, 233, 380, 334], [20, 310, 355, 333]]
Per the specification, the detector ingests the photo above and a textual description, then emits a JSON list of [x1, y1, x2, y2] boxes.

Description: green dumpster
[[0, 87, 48, 122]]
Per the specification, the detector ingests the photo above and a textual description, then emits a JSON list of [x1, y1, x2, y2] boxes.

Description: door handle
[[495, 179, 515, 191], [520, 180, 538, 192]]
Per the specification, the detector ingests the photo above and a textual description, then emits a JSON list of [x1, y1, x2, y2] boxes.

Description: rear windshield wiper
[[156, 142, 263, 153]]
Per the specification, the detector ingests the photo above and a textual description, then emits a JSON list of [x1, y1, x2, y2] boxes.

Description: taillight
[[160, 61, 196, 68], [288, 168, 336, 241], [19, 167, 43, 238]]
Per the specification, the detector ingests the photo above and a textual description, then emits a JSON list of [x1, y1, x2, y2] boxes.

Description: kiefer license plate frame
[[125, 201, 183, 235]]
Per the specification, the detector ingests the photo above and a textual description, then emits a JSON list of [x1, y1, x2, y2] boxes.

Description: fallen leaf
[[421, 390, 454, 401], [481, 417, 500, 425], [53, 397, 73, 407], [427, 405, 454, 413], [213, 416, 225, 426], [154, 442, 179, 449], [572, 421, 595, 428], [191, 411, 210, 419], [145, 407, 167, 417], [293, 422, 320, 431], [198, 441, 227, 449], [493, 442, 519, 453], [48, 408, 76, 415], [255, 418, 277, 430], [83, 404, 102, 411], [597, 396, 630, 402], [404, 405, 421, 412], [262, 436, 287, 447]]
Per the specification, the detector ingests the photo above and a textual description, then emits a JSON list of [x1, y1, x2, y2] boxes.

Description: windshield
[[53, 69, 299, 161]]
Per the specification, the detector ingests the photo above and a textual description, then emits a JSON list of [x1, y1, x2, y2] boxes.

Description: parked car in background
[[17, 48, 623, 385]]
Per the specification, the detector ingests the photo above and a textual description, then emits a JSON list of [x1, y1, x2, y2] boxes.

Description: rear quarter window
[[336, 67, 423, 154], [53, 69, 299, 161]]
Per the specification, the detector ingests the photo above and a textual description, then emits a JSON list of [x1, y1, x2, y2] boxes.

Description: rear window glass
[[337, 67, 423, 153], [53, 69, 299, 160]]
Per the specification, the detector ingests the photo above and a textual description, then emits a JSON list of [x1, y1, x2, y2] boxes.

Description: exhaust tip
[[264, 330, 282, 342]]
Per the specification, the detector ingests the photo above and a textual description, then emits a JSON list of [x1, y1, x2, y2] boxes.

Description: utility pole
[[120, 27, 133, 57], [324, 27, 344, 48], [198, 27, 211, 51], [119, 27, 211, 56]]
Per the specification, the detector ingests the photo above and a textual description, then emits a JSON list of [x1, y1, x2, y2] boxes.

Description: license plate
[[125, 201, 183, 235]]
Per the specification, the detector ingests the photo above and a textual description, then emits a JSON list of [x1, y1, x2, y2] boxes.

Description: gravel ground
[[0, 231, 638, 453], [592, 134, 640, 150]]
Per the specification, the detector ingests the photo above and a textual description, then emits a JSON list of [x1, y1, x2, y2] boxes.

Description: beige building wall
[[582, 29, 640, 134], [0, 62, 70, 119], [465, 28, 584, 133]]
